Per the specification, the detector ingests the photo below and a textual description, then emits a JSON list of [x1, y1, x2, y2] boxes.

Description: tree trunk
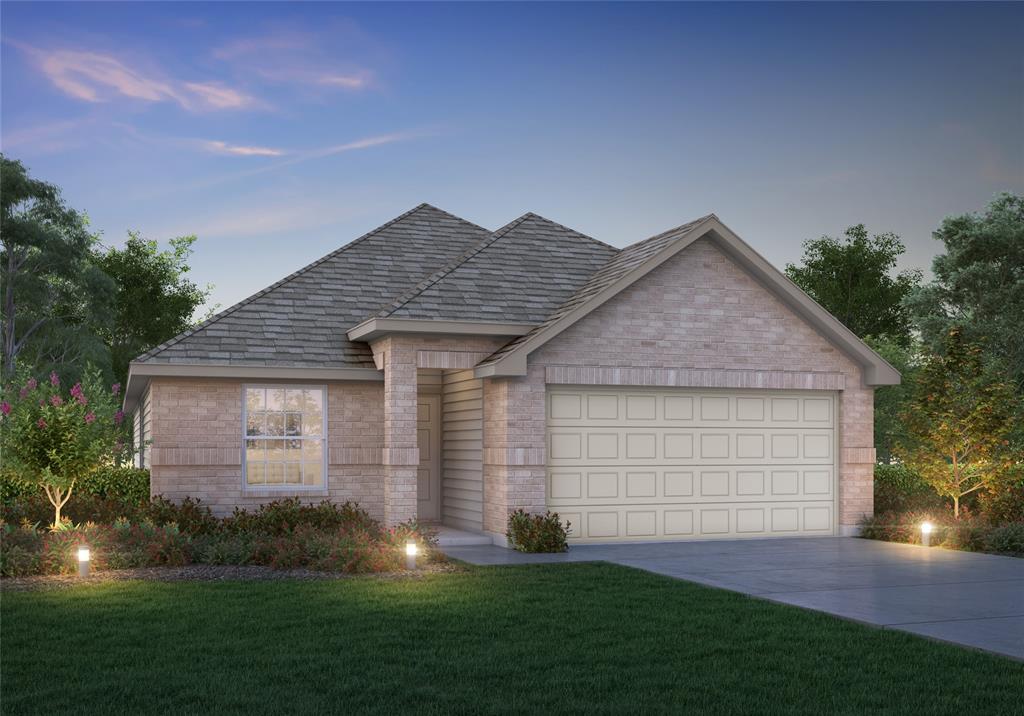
[[953, 495, 960, 520]]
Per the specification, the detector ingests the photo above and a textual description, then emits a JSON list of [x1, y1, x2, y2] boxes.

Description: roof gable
[[135, 204, 490, 369], [477, 216, 900, 385], [377, 213, 619, 324]]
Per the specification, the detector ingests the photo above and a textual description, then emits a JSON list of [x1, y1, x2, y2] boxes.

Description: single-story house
[[124, 204, 898, 545]]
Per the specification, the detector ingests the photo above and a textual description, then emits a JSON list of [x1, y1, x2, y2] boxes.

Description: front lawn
[[2, 563, 1021, 714]]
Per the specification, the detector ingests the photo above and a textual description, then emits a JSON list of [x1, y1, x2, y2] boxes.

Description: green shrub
[[978, 468, 1024, 525], [506, 510, 569, 553], [0, 499, 441, 577], [984, 523, 1024, 556], [859, 510, 944, 545], [2, 467, 149, 507], [873, 464, 947, 513]]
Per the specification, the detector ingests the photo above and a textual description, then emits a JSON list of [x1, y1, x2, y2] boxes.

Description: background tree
[[1, 156, 114, 382], [897, 328, 1019, 518], [786, 224, 922, 345], [94, 233, 213, 388], [905, 193, 1024, 392], [864, 336, 919, 463]]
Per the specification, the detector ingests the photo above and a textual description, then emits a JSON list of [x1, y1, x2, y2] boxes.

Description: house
[[124, 204, 898, 545]]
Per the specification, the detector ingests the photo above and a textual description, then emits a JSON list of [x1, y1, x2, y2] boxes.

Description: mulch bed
[[1, 561, 462, 591]]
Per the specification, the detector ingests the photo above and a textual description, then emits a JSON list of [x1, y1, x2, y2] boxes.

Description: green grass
[[2, 563, 1022, 714]]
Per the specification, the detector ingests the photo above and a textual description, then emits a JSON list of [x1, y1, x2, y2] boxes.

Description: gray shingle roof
[[478, 215, 713, 367], [378, 213, 619, 323], [136, 204, 491, 368]]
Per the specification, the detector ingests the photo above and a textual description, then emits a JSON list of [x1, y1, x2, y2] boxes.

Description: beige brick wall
[[482, 237, 875, 534], [148, 378, 386, 518]]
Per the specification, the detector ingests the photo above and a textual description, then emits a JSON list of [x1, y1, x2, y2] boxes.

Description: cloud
[[211, 27, 378, 94], [14, 43, 259, 112], [201, 140, 285, 157]]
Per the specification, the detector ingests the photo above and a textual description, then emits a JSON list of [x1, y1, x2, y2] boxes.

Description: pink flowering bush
[[0, 368, 130, 528]]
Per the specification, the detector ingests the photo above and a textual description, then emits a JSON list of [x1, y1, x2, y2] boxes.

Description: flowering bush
[[1, 369, 129, 527]]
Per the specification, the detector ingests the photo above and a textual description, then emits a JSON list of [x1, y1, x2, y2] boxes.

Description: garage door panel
[[547, 387, 837, 542], [549, 501, 834, 541], [548, 428, 834, 466], [547, 390, 834, 428], [548, 466, 833, 505]]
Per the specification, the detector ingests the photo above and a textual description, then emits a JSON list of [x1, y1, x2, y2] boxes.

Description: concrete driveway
[[442, 537, 1024, 660]]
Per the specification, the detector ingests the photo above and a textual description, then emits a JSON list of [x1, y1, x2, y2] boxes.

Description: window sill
[[243, 487, 330, 499]]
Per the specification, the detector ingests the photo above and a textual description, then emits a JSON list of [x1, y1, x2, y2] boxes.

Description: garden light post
[[405, 541, 418, 570], [77, 546, 91, 577], [920, 522, 933, 548]]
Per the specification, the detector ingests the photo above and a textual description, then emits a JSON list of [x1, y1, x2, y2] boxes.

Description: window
[[244, 386, 325, 488]]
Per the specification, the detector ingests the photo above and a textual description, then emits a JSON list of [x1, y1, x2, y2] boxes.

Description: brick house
[[124, 204, 898, 545]]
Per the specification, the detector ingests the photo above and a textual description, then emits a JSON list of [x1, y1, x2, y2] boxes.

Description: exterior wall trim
[[544, 366, 847, 391], [124, 362, 383, 414], [347, 317, 534, 342]]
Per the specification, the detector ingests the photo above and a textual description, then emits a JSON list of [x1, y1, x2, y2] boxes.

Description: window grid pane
[[244, 387, 325, 488]]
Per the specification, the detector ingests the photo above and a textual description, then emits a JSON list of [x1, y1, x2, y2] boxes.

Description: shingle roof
[[135, 204, 490, 368], [377, 213, 619, 323], [478, 215, 713, 367]]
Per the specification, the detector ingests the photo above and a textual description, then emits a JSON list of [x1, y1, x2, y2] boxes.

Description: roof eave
[[347, 318, 535, 343], [122, 361, 384, 413]]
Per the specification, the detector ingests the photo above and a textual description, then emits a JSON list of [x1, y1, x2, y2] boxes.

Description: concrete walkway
[[442, 537, 1024, 660]]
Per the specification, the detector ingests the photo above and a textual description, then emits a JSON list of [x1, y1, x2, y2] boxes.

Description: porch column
[[380, 338, 419, 526]]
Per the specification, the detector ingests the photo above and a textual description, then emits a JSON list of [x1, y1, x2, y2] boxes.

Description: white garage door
[[546, 387, 837, 542]]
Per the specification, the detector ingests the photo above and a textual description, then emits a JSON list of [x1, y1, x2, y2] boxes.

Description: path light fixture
[[405, 541, 418, 570], [77, 546, 91, 577], [921, 522, 933, 548]]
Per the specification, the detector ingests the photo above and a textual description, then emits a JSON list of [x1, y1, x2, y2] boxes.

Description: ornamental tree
[[897, 328, 1019, 518], [0, 367, 129, 527]]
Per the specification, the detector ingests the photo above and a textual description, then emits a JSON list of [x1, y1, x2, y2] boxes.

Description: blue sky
[[2, 2, 1021, 313]]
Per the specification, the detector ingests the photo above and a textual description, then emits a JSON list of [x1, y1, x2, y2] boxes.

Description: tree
[[865, 335, 919, 463], [94, 233, 213, 388], [1, 156, 114, 381], [897, 328, 1019, 518], [1, 368, 129, 527], [905, 193, 1024, 391], [786, 224, 922, 345]]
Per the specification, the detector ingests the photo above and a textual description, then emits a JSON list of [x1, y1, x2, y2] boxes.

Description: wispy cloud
[[14, 42, 260, 112], [201, 140, 285, 157], [211, 27, 379, 94]]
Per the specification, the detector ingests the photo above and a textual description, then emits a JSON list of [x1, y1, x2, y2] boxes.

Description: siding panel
[[442, 369, 483, 530]]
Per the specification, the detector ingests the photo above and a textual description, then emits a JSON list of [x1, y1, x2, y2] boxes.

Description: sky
[[2, 1, 1022, 314]]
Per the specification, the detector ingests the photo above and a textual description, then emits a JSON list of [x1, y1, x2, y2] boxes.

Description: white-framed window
[[243, 385, 326, 489]]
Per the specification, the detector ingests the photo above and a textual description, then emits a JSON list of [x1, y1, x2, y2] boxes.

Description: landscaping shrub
[[506, 509, 569, 553], [873, 464, 947, 513], [0, 499, 440, 577], [1, 467, 149, 508], [859, 510, 1024, 556], [984, 523, 1024, 556], [977, 468, 1024, 524]]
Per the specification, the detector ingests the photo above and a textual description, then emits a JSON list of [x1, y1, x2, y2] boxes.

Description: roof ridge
[[375, 212, 536, 318], [520, 211, 620, 252], [136, 204, 485, 362]]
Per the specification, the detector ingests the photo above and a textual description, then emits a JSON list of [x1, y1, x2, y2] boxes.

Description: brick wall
[[481, 237, 875, 534], [148, 378, 386, 518]]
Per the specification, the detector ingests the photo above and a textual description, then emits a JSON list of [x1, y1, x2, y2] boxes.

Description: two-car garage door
[[546, 387, 837, 542]]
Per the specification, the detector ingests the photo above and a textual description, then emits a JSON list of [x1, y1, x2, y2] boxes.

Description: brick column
[[380, 339, 419, 526], [482, 366, 548, 542]]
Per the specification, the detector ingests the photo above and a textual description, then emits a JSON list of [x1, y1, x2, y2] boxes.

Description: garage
[[546, 387, 837, 542]]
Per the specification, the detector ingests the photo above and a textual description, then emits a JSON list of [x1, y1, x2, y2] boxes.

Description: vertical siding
[[141, 385, 152, 468], [441, 369, 484, 530]]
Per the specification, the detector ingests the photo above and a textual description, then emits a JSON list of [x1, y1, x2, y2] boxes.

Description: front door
[[417, 394, 442, 521]]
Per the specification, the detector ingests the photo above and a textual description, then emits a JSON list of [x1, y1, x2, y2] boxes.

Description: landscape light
[[405, 541, 418, 570], [921, 522, 933, 548], [77, 546, 91, 577]]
